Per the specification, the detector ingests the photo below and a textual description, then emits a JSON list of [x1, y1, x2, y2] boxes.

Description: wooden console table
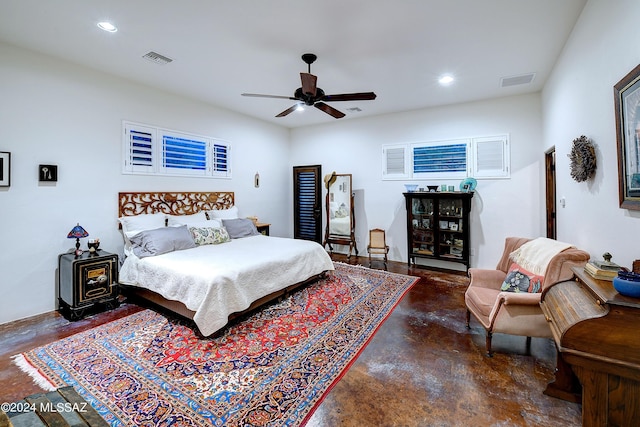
[[540, 267, 640, 426]]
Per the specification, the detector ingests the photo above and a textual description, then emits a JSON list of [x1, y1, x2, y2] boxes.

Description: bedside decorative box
[[58, 250, 119, 320]]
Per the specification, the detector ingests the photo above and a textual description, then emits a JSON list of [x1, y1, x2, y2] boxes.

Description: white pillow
[[207, 206, 239, 219], [166, 212, 208, 227], [119, 213, 167, 257], [119, 213, 166, 238]]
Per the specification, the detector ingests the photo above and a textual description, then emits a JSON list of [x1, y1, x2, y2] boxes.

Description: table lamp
[[67, 223, 89, 257]]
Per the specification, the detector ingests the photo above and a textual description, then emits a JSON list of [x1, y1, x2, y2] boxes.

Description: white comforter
[[119, 235, 334, 336]]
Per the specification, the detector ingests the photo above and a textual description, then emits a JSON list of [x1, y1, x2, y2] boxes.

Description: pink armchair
[[465, 237, 589, 357]]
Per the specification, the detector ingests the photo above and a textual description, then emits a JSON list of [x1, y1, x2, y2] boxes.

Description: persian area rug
[[14, 263, 418, 427]]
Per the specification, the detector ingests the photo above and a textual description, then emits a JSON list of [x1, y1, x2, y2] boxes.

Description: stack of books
[[584, 260, 621, 281]]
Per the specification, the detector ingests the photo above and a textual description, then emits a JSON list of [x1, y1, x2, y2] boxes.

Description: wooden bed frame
[[117, 191, 326, 332]]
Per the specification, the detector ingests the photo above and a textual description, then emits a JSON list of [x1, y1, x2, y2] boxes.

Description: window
[[382, 135, 509, 180], [212, 143, 229, 176], [472, 135, 509, 178], [412, 140, 469, 179], [382, 145, 410, 179], [126, 125, 155, 173], [162, 132, 207, 175], [123, 121, 231, 178]]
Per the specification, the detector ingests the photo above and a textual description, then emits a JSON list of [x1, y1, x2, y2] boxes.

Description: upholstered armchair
[[465, 237, 589, 357]]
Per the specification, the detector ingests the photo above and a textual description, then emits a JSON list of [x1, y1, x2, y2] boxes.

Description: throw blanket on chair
[[509, 237, 574, 276]]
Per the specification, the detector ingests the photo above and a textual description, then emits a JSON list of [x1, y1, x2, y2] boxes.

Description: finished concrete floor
[[0, 255, 581, 426]]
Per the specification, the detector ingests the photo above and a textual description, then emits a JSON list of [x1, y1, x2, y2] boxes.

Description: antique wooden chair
[[367, 228, 389, 270]]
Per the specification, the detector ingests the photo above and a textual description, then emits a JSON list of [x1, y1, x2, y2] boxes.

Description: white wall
[[543, 0, 640, 269], [0, 42, 290, 325], [289, 93, 544, 270], [4, 0, 637, 326]]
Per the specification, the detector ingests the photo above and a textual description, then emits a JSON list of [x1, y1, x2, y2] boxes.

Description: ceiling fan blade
[[322, 92, 377, 102], [300, 73, 317, 96], [276, 104, 300, 117], [242, 93, 297, 100], [314, 102, 345, 119]]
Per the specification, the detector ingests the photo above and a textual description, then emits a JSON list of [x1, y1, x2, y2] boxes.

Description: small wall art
[[39, 164, 58, 182]]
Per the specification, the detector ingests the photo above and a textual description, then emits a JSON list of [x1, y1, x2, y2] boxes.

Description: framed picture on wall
[[614, 63, 640, 210], [0, 152, 10, 187]]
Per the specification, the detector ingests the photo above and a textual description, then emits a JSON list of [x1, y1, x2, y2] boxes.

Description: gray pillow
[[129, 225, 196, 258], [222, 218, 260, 239]]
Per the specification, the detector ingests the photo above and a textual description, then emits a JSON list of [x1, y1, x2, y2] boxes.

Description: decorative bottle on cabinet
[[404, 191, 473, 270]]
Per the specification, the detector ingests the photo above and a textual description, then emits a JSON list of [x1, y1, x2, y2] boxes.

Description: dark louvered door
[[293, 165, 322, 242]]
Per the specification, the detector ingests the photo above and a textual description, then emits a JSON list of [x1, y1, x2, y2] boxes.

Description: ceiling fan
[[241, 53, 376, 119]]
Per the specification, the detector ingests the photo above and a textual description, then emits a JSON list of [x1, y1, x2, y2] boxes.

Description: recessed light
[[438, 74, 455, 86], [97, 22, 117, 33]]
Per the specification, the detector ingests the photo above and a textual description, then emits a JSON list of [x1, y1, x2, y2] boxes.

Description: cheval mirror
[[323, 173, 357, 258]]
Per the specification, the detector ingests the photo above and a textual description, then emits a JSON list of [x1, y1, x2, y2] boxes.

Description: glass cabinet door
[[411, 198, 434, 256], [438, 198, 464, 259], [405, 191, 472, 269]]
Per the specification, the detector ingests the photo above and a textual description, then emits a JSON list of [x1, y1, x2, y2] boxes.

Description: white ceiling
[[0, 0, 587, 128]]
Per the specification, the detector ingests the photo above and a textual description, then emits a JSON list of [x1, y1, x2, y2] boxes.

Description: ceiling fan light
[[243, 53, 375, 119], [97, 22, 117, 33], [439, 74, 455, 86]]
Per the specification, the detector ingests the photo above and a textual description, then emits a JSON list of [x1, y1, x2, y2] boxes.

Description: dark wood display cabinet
[[58, 250, 119, 320], [404, 191, 473, 269]]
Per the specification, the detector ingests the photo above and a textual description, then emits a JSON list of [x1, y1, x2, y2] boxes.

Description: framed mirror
[[323, 173, 357, 258]]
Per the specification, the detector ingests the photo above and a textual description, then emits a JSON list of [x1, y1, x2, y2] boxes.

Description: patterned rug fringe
[[11, 353, 57, 391]]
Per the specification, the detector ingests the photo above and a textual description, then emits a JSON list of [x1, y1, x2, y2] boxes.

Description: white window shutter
[[382, 144, 409, 179], [160, 130, 208, 176], [212, 141, 231, 177], [473, 136, 510, 178], [123, 122, 156, 174], [122, 121, 232, 179]]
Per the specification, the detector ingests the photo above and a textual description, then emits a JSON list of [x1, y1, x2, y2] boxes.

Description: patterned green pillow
[[189, 226, 231, 245]]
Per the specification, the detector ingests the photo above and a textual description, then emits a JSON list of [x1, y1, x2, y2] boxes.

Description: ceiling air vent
[[142, 51, 173, 65], [500, 73, 536, 87]]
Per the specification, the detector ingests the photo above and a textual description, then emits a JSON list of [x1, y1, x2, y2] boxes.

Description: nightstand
[[58, 250, 119, 320], [255, 222, 270, 236]]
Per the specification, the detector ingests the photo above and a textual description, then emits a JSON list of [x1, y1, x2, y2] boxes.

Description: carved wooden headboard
[[118, 192, 235, 218]]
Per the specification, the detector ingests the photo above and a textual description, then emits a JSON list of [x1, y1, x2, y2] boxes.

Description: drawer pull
[[85, 288, 107, 298]]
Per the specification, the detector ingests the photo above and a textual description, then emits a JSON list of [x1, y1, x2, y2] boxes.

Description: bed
[[117, 191, 334, 336]]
